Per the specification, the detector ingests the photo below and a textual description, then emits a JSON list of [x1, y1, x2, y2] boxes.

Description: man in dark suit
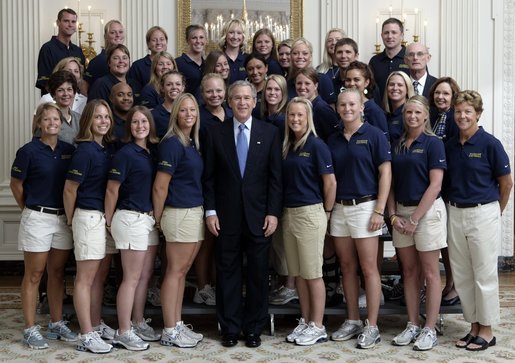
[[405, 42, 437, 98], [203, 80, 282, 348]]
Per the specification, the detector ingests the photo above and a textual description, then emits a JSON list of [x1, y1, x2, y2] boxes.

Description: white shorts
[[330, 200, 382, 239], [392, 197, 447, 252], [111, 209, 159, 250], [18, 208, 73, 252], [161, 206, 204, 243], [72, 208, 106, 261]]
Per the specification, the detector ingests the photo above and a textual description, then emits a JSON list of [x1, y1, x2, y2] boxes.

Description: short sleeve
[[108, 149, 130, 183], [11, 147, 31, 181], [157, 137, 185, 175], [66, 145, 91, 184], [427, 137, 447, 170]]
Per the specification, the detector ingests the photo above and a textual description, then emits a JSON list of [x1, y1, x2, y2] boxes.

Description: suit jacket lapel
[[245, 118, 263, 179]]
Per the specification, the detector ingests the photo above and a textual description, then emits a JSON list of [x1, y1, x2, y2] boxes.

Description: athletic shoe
[[331, 320, 364, 341], [176, 321, 203, 342], [193, 284, 216, 306], [133, 318, 161, 341], [392, 322, 421, 346], [23, 325, 49, 349], [286, 318, 308, 343], [47, 320, 78, 342], [147, 286, 161, 307], [269, 286, 299, 305], [160, 326, 197, 348], [93, 320, 115, 340], [356, 319, 381, 349], [413, 327, 437, 351], [358, 291, 385, 308], [294, 321, 328, 346], [76, 331, 113, 353], [388, 282, 404, 300], [112, 328, 149, 351]]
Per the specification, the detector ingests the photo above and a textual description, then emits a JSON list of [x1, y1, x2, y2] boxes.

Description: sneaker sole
[[193, 296, 216, 305], [392, 339, 414, 346], [413, 341, 437, 351], [357, 336, 381, 349], [331, 331, 362, 341], [76, 344, 112, 354], [113, 340, 149, 351], [23, 340, 49, 350], [135, 333, 161, 342], [47, 332, 78, 342], [269, 297, 299, 305], [295, 336, 328, 346], [160, 339, 197, 348]]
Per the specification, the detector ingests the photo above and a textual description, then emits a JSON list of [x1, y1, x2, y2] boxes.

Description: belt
[[337, 195, 377, 206], [398, 201, 420, 207], [26, 205, 65, 216], [448, 201, 483, 208], [122, 209, 151, 215]]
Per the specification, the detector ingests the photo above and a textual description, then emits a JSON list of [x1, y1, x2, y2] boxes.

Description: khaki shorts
[[282, 203, 326, 280], [330, 200, 382, 238], [270, 223, 289, 276], [111, 209, 159, 250], [18, 208, 73, 252], [72, 208, 106, 261], [392, 197, 447, 252], [161, 206, 204, 243]]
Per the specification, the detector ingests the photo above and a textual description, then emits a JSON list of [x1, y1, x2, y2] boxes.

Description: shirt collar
[[233, 116, 252, 131]]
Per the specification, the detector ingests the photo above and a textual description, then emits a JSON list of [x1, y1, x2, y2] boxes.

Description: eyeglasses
[[406, 52, 427, 59]]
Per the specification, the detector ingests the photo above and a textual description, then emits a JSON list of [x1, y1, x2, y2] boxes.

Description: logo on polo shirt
[[468, 152, 482, 158], [68, 169, 82, 176], [109, 168, 121, 175], [412, 148, 424, 154], [158, 160, 172, 168], [12, 166, 21, 173], [356, 140, 368, 145], [299, 152, 311, 158], [399, 64, 409, 69], [61, 154, 72, 159]]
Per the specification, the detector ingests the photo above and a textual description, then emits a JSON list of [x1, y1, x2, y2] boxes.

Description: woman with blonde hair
[[153, 93, 205, 348], [140, 51, 177, 109], [277, 39, 293, 77], [129, 26, 169, 87], [317, 28, 347, 77], [281, 97, 336, 345], [383, 71, 415, 144], [218, 19, 248, 84]]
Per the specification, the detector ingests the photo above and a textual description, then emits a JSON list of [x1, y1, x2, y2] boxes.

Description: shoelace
[[28, 325, 44, 340]]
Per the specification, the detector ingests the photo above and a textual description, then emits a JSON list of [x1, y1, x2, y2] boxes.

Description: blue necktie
[[236, 124, 248, 177]]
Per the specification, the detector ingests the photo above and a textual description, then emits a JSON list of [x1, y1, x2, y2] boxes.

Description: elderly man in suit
[[203, 80, 282, 348], [404, 42, 437, 98]]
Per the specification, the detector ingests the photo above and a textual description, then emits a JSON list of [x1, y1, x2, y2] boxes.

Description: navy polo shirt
[[112, 113, 127, 142], [199, 104, 233, 145], [66, 141, 114, 211], [157, 136, 203, 208], [364, 99, 389, 138], [36, 36, 86, 92], [430, 107, 458, 142], [264, 112, 286, 141], [84, 49, 108, 87], [140, 84, 164, 109], [267, 58, 283, 76], [283, 134, 334, 207], [312, 95, 340, 142], [251, 90, 263, 119], [444, 127, 511, 204], [11, 138, 75, 208], [333, 77, 345, 97], [287, 72, 336, 105], [368, 46, 409, 102], [88, 73, 142, 106], [128, 55, 152, 88], [151, 104, 171, 139], [108, 143, 156, 212], [175, 53, 204, 97], [387, 106, 404, 144], [227, 52, 248, 84], [327, 122, 391, 199], [392, 133, 446, 202]]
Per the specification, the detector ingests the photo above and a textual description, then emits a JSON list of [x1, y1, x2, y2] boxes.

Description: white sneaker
[[392, 322, 421, 346], [294, 321, 328, 346], [331, 320, 364, 341], [76, 331, 113, 353], [269, 286, 299, 305], [358, 291, 385, 308], [112, 328, 149, 351], [193, 284, 216, 305], [356, 319, 381, 349], [413, 327, 437, 351], [176, 321, 203, 342], [147, 286, 161, 307], [160, 326, 197, 348], [286, 318, 308, 343], [93, 320, 115, 340], [133, 318, 161, 341]]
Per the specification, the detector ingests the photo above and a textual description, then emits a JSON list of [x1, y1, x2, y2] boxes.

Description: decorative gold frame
[[176, 0, 303, 55]]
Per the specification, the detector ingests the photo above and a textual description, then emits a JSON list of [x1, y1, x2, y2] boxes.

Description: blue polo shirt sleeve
[[372, 131, 392, 167], [11, 146, 31, 181], [108, 149, 130, 183], [157, 137, 185, 175], [427, 137, 447, 170], [314, 138, 334, 175], [36, 44, 54, 91], [66, 144, 91, 184], [317, 72, 336, 104], [489, 138, 511, 177]]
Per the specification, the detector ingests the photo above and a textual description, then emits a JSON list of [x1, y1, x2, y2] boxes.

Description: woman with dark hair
[[63, 99, 116, 354], [129, 26, 168, 87], [252, 28, 283, 75], [218, 19, 248, 84], [151, 70, 186, 138], [176, 24, 207, 100], [445, 90, 512, 351], [244, 53, 269, 118], [105, 106, 161, 350], [277, 39, 293, 77], [203, 50, 230, 87], [11, 103, 77, 350], [140, 51, 177, 109], [153, 93, 205, 348], [388, 96, 447, 351], [294, 67, 339, 141]]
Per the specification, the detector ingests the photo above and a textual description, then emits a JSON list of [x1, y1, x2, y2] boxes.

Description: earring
[[363, 89, 368, 95]]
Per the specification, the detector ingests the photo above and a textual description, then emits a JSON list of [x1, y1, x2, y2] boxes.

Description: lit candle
[[403, 13, 407, 23], [424, 19, 428, 46], [88, 5, 91, 30], [389, 5, 392, 17], [401, 0, 404, 17], [376, 17, 379, 44], [414, 8, 419, 35], [53, 22, 57, 35]]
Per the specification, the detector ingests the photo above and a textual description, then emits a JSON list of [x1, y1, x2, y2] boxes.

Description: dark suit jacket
[[422, 74, 437, 98], [203, 118, 283, 236]]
